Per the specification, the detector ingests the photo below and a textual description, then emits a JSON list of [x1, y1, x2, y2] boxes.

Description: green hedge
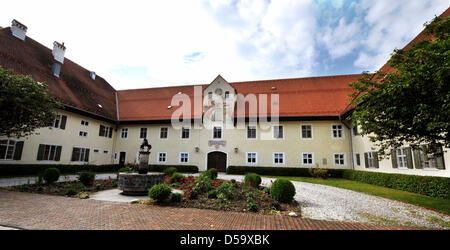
[[342, 170, 450, 200], [148, 165, 198, 173], [0, 164, 121, 177], [227, 166, 345, 178]]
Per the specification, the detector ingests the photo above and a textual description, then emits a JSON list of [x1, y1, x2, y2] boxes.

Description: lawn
[[263, 176, 450, 215]]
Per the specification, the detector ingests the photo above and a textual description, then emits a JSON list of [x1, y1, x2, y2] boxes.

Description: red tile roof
[[0, 27, 117, 121]]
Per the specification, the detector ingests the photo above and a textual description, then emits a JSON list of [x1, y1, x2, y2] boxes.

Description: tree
[[0, 67, 62, 138], [349, 16, 449, 158]]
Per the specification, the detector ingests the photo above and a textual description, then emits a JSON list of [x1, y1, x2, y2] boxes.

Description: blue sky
[[0, 0, 448, 89]]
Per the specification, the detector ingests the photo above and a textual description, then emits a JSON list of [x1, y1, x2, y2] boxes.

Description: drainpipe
[[339, 115, 354, 170]]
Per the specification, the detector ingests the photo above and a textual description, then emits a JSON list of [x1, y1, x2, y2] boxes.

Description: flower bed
[[2, 174, 118, 198], [148, 173, 301, 216]]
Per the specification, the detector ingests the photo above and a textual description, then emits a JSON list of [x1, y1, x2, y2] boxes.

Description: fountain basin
[[118, 173, 164, 196]]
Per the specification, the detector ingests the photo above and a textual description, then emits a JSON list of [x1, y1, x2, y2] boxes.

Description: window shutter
[[364, 153, 369, 168], [13, 141, 24, 160], [36, 144, 45, 161], [60, 115, 67, 129], [406, 147, 413, 169], [373, 152, 379, 168], [71, 148, 79, 161], [435, 147, 445, 170], [413, 148, 423, 169], [391, 149, 397, 168], [55, 146, 62, 161], [108, 127, 113, 138], [84, 149, 90, 162]]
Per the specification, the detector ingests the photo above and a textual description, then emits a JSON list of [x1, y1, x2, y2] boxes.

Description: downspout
[[111, 92, 120, 164], [340, 114, 354, 170]]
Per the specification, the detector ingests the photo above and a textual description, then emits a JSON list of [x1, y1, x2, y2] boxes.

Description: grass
[[262, 176, 450, 215]]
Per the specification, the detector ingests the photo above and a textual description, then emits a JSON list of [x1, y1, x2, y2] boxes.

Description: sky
[[0, 0, 448, 90]]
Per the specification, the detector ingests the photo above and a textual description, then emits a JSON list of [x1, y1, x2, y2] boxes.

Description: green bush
[[227, 166, 345, 178], [207, 189, 217, 198], [65, 188, 77, 196], [170, 172, 184, 183], [0, 164, 121, 177], [270, 179, 296, 203], [149, 165, 199, 173], [247, 202, 258, 212], [189, 190, 199, 199], [230, 179, 236, 184], [148, 184, 172, 202], [216, 182, 236, 200], [118, 167, 133, 173], [164, 167, 177, 176], [342, 170, 450, 199], [244, 173, 262, 187], [78, 171, 95, 187], [203, 168, 218, 180], [308, 167, 329, 179], [43, 168, 60, 184], [170, 192, 182, 203], [263, 187, 270, 194]]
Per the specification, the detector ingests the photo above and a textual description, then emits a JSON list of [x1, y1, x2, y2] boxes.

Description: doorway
[[207, 151, 227, 172]]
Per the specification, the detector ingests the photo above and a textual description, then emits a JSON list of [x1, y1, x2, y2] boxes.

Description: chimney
[[10, 19, 27, 41], [52, 41, 66, 64]]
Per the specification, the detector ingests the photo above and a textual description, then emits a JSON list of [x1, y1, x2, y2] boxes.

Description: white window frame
[[331, 124, 344, 139], [157, 152, 167, 163], [300, 125, 313, 140], [272, 125, 284, 139], [0, 139, 17, 161], [333, 153, 346, 166], [179, 152, 189, 164], [159, 127, 169, 140], [93, 148, 100, 153], [103, 150, 109, 154], [139, 127, 148, 139], [354, 153, 361, 166], [78, 131, 88, 138], [212, 126, 223, 139], [53, 114, 63, 129], [246, 152, 258, 165], [181, 127, 190, 140], [367, 151, 376, 168], [80, 120, 89, 126], [41, 144, 60, 162], [273, 152, 285, 165], [121, 128, 129, 139], [72, 147, 90, 162], [396, 148, 408, 169], [301, 152, 314, 166], [246, 125, 257, 140]]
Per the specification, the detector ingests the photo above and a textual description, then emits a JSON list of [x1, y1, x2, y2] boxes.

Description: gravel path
[[215, 173, 450, 229]]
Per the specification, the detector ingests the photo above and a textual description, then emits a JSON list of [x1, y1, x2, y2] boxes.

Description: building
[[0, 9, 449, 177]]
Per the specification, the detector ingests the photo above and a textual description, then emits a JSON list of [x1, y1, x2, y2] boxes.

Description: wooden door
[[207, 152, 227, 172]]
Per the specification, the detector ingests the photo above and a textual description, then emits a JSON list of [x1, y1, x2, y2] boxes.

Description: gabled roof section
[[0, 27, 117, 121]]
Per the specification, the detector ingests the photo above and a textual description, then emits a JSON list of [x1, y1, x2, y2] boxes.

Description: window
[[103, 150, 109, 154], [179, 152, 189, 163], [160, 127, 168, 139], [208, 92, 212, 99], [247, 126, 256, 139], [53, 114, 67, 129], [139, 128, 147, 139], [355, 153, 361, 166], [43, 145, 57, 161], [273, 153, 285, 165], [352, 125, 358, 136], [246, 152, 257, 164], [213, 126, 222, 139], [99, 125, 112, 138], [365, 152, 377, 168], [93, 149, 100, 153], [181, 127, 190, 139], [302, 153, 314, 165], [301, 125, 312, 139], [81, 120, 89, 126], [334, 153, 345, 166], [79, 131, 88, 137], [332, 124, 344, 139], [0, 139, 16, 160], [71, 147, 89, 162], [121, 128, 128, 139], [158, 152, 167, 163], [416, 145, 443, 169], [273, 125, 283, 139], [396, 148, 408, 168], [225, 91, 230, 99]]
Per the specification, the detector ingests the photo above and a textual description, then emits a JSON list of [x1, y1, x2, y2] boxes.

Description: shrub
[[196, 175, 213, 193], [227, 166, 345, 178], [164, 167, 177, 176], [263, 187, 270, 194], [170, 192, 182, 203], [189, 190, 198, 200], [0, 164, 122, 177], [78, 171, 95, 187], [269, 201, 281, 211], [43, 168, 60, 184], [308, 166, 329, 179], [148, 184, 172, 202], [216, 182, 236, 200], [96, 183, 102, 190], [342, 170, 450, 199], [247, 202, 258, 212], [230, 179, 236, 184], [65, 188, 77, 196], [149, 165, 199, 173], [118, 167, 133, 173], [170, 172, 184, 183], [270, 179, 296, 203], [207, 189, 217, 198], [203, 168, 218, 180], [244, 173, 262, 187]]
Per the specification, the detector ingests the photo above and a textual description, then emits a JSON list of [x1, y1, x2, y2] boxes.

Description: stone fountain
[[118, 139, 164, 195]]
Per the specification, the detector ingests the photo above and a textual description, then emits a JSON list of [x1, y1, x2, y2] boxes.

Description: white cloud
[[320, 17, 360, 59]]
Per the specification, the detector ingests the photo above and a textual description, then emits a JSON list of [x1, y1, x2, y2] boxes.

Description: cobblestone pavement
[[0, 190, 424, 230]]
